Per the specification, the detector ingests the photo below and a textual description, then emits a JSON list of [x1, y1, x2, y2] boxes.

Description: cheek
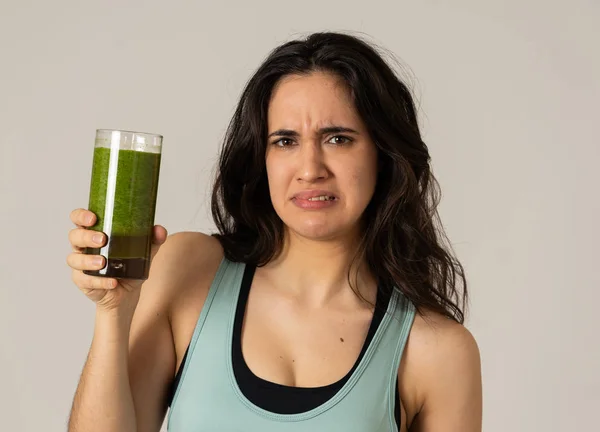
[[350, 169, 376, 204], [345, 158, 377, 205], [265, 156, 289, 199]]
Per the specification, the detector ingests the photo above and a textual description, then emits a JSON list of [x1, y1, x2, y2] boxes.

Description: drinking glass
[[84, 129, 163, 280]]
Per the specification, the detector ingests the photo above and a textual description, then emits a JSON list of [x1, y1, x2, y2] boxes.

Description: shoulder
[[146, 231, 224, 310], [401, 308, 482, 430], [152, 231, 223, 271], [409, 308, 480, 372]]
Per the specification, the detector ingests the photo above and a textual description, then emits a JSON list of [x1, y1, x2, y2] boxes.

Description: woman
[[67, 32, 482, 431]]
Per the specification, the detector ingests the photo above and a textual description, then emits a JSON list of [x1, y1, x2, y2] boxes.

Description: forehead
[[267, 71, 362, 129]]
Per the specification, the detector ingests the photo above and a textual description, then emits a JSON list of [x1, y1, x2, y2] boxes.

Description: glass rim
[[96, 129, 163, 140]]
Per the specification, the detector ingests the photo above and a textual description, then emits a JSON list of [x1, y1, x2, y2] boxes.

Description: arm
[[68, 233, 200, 432], [405, 316, 482, 432]]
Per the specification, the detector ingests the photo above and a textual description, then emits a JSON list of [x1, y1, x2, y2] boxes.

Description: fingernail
[[92, 256, 103, 267], [93, 234, 104, 244], [86, 214, 94, 224]]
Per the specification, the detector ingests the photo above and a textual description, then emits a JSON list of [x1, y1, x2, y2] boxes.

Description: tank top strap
[[378, 290, 416, 421], [168, 256, 244, 416]]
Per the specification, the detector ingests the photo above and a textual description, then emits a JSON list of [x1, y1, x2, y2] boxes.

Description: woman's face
[[265, 71, 378, 241]]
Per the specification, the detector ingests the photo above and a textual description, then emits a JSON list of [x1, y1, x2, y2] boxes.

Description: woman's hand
[[66, 208, 168, 312]]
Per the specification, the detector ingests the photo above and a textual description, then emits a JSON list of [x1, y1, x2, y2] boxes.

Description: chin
[[287, 219, 349, 241]]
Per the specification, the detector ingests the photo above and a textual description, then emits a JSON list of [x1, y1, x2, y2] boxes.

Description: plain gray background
[[1, 1, 598, 431]]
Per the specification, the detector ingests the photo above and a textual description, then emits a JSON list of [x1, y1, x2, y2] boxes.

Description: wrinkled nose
[[297, 142, 329, 183]]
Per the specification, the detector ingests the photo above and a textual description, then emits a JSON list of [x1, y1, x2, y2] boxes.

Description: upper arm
[[405, 315, 482, 432], [127, 232, 219, 432]]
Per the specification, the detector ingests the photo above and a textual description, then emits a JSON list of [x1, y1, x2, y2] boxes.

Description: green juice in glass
[[84, 130, 162, 280]]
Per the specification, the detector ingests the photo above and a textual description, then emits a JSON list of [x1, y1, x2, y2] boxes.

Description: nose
[[297, 141, 329, 183]]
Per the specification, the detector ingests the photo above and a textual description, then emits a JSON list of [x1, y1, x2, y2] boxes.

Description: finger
[[70, 208, 97, 227], [67, 253, 106, 271], [152, 225, 168, 245], [69, 227, 106, 249], [72, 270, 118, 290]]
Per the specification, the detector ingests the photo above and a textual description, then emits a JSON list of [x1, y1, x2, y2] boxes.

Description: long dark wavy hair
[[211, 32, 467, 323]]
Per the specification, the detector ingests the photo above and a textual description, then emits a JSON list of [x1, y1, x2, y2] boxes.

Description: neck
[[263, 228, 376, 307]]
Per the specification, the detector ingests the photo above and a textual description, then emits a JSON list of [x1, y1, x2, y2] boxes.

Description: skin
[[67, 72, 482, 432]]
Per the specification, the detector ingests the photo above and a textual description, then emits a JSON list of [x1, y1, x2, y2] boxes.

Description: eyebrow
[[267, 126, 359, 139]]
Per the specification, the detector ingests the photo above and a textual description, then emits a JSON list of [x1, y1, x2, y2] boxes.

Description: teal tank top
[[167, 258, 416, 431]]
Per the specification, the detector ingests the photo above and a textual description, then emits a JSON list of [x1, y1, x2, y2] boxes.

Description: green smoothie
[[84, 147, 161, 279]]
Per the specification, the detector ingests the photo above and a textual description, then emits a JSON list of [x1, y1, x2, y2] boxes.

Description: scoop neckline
[[225, 261, 399, 422]]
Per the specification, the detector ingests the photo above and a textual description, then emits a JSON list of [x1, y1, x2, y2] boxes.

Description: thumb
[[152, 224, 168, 245], [150, 225, 168, 260]]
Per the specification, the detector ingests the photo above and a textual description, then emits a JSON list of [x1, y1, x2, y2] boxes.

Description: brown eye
[[328, 135, 352, 145], [273, 138, 294, 147]]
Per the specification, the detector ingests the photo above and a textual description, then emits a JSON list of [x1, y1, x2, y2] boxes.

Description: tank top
[[167, 257, 416, 431], [169, 262, 398, 421]]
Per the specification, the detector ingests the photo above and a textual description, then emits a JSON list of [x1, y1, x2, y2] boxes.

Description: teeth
[[308, 195, 334, 201]]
